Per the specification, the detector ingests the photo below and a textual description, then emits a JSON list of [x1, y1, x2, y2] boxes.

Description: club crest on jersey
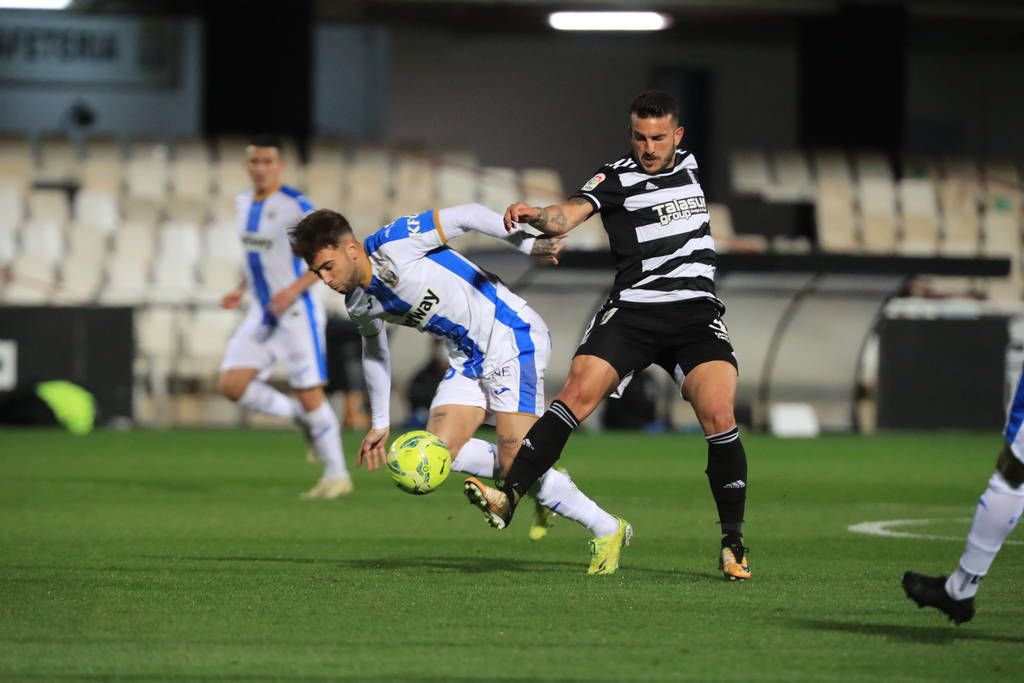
[[581, 173, 606, 192], [241, 234, 274, 251], [378, 265, 399, 287], [652, 196, 707, 225], [403, 287, 441, 329]]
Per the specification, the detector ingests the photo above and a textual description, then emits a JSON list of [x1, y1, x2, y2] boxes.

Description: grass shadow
[[791, 617, 1024, 645]]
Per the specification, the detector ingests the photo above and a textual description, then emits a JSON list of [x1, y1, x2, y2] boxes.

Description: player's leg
[[219, 315, 296, 419], [280, 308, 352, 499], [295, 384, 353, 499], [682, 358, 750, 580], [903, 376, 1024, 623], [494, 305, 651, 527], [427, 402, 493, 478]]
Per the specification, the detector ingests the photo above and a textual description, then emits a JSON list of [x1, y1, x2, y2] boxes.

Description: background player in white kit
[[289, 204, 633, 574], [902, 369, 1024, 624], [218, 134, 351, 499]]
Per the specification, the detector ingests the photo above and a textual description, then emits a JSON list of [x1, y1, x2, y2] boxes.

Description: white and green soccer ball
[[385, 430, 451, 495]]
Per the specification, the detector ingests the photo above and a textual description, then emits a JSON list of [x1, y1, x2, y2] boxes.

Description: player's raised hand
[[531, 236, 566, 266], [358, 426, 390, 471], [505, 202, 540, 232]]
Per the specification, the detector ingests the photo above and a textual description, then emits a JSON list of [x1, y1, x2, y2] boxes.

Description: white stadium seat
[[479, 167, 519, 213], [28, 190, 70, 223], [102, 258, 150, 305], [898, 178, 940, 255], [203, 222, 243, 263], [158, 222, 202, 266], [19, 219, 65, 266], [73, 190, 119, 232]]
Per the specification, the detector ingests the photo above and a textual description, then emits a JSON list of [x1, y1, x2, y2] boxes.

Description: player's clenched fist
[[504, 202, 540, 232]]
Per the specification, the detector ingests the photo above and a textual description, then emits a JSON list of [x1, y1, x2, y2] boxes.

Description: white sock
[[536, 469, 619, 537], [945, 471, 1024, 600], [237, 380, 294, 419], [451, 438, 501, 478], [304, 402, 349, 480]]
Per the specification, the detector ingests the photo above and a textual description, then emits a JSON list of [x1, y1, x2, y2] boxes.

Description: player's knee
[[218, 374, 247, 402], [700, 406, 736, 436], [554, 383, 598, 420]]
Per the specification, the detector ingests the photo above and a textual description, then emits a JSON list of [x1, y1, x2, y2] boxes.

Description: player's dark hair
[[247, 132, 283, 150], [629, 90, 679, 123], [289, 209, 354, 265]]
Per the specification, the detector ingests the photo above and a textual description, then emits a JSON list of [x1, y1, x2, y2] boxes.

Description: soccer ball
[[385, 430, 451, 495]]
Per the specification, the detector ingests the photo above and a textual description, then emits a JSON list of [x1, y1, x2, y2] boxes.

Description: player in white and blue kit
[[217, 135, 351, 499], [903, 369, 1024, 623], [289, 203, 630, 573]]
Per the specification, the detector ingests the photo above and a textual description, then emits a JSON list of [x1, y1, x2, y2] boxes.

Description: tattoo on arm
[[532, 197, 592, 235], [498, 435, 521, 450]]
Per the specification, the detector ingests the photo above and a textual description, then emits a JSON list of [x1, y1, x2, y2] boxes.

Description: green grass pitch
[[1, 429, 1021, 682]]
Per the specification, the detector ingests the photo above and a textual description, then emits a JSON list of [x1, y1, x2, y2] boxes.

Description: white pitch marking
[[848, 518, 1024, 545]]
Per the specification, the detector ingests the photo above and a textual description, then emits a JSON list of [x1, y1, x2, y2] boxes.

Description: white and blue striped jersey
[[235, 184, 323, 321], [1005, 370, 1024, 461], [346, 209, 540, 407]]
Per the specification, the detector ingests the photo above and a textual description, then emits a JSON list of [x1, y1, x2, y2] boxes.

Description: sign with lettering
[[0, 12, 181, 86]]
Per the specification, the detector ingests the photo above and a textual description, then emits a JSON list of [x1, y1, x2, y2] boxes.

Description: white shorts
[[431, 306, 550, 417], [220, 300, 327, 389]]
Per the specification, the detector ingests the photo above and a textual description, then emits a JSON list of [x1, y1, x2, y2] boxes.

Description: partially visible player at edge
[[902, 370, 1024, 624], [463, 90, 752, 580], [289, 204, 632, 574], [218, 134, 352, 499]]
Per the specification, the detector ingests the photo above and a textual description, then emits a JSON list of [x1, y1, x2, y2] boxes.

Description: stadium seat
[[121, 197, 162, 224], [309, 138, 345, 166], [854, 152, 894, 183], [79, 158, 124, 194], [112, 221, 158, 266], [436, 163, 478, 207], [195, 258, 243, 305], [522, 168, 564, 208], [213, 162, 249, 198], [56, 254, 105, 303], [859, 178, 898, 253], [28, 190, 70, 223], [812, 150, 853, 185], [18, 219, 65, 266], [767, 150, 813, 202], [150, 258, 198, 304], [209, 195, 240, 223], [0, 223, 16, 266], [66, 225, 111, 264], [126, 158, 169, 201], [902, 154, 942, 181], [479, 167, 519, 214], [83, 135, 124, 164], [177, 308, 241, 379], [898, 179, 940, 255], [203, 221, 243, 263], [730, 150, 770, 196], [215, 136, 249, 164], [938, 178, 981, 256], [37, 134, 79, 181], [710, 203, 768, 254], [391, 153, 436, 217], [171, 160, 213, 201], [345, 164, 390, 218], [305, 161, 347, 211], [73, 190, 119, 233], [174, 138, 211, 164], [943, 157, 981, 185], [102, 258, 150, 305], [815, 180, 859, 252], [159, 222, 202, 266], [0, 183, 25, 229], [5, 253, 54, 303], [984, 160, 1020, 188], [165, 198, 208, 224], [135, 305, 181, 424]]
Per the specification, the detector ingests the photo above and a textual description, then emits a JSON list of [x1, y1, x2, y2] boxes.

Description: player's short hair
[[247, 132, 283, 150], [289, 209, 354, 264], [629, 90, 679, 123]]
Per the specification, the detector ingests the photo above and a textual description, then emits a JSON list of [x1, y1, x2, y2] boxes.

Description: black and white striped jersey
[[570, 148, 722, 311]]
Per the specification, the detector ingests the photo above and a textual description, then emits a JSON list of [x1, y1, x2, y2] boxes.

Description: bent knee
[[218, 374, 248, 402], [700, 407, 737, 437]]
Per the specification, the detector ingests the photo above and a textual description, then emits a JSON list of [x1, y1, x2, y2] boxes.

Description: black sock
[[503, 400, 579, 503], [705, 426, 747, 538]]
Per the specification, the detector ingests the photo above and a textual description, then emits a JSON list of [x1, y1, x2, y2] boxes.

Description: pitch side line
[[848, 518, 1024, 545]]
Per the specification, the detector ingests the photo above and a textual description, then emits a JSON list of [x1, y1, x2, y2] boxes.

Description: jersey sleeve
[[363, 209, 446, 264], [570, 167, 625, 213]]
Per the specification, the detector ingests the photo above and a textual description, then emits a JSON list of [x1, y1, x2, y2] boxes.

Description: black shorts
[[574, 298, 737, 385]]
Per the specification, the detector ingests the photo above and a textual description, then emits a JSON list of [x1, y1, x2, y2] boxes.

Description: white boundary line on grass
[[848, 518, 1024, 545]]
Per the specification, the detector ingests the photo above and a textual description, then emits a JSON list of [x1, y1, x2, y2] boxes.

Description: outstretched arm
[[437, 203, 566, 264], [358, 325, 392, 471], [504, 197, 594, 236]]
